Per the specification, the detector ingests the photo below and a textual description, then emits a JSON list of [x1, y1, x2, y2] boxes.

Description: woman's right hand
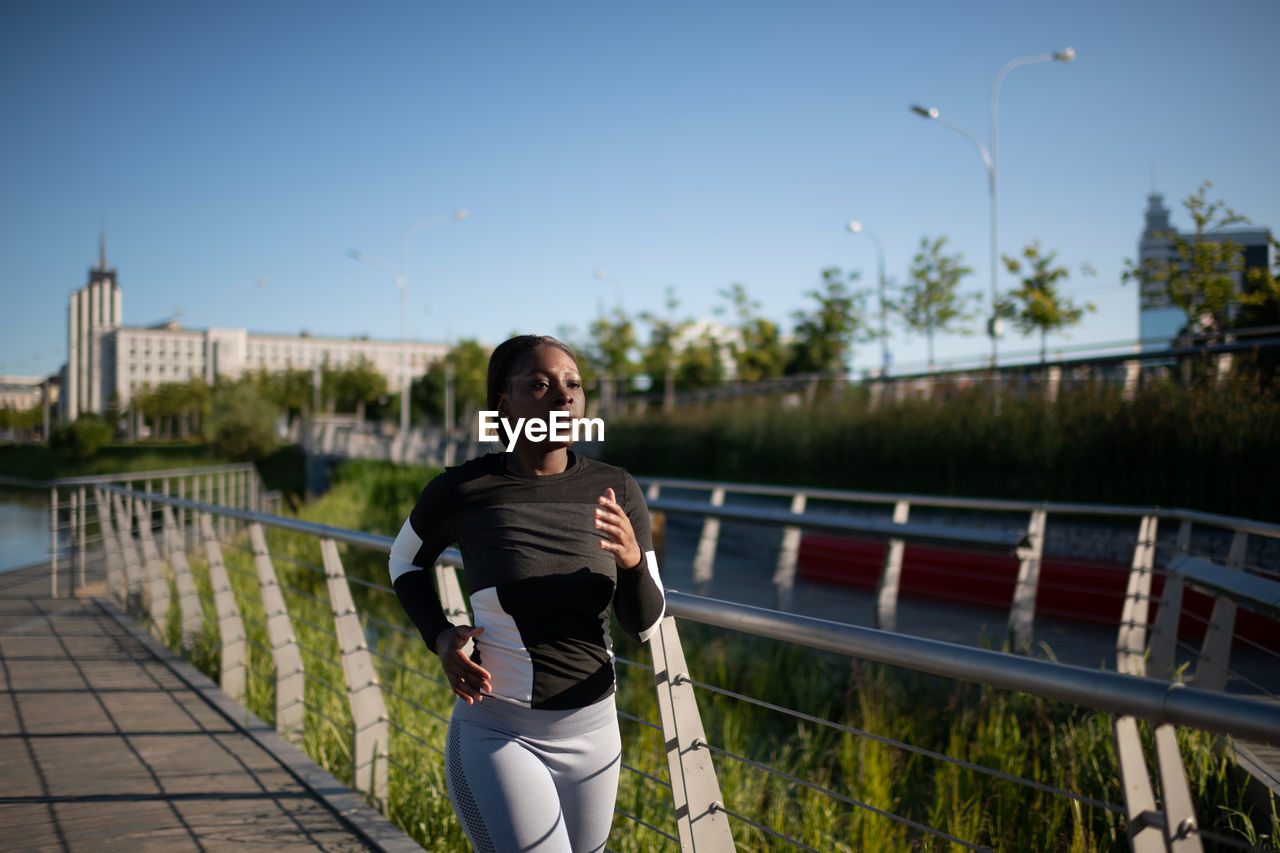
[[434, 625, 492, 704]]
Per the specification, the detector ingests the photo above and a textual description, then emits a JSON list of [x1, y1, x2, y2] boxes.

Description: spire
[[98, 231, 107, 271]]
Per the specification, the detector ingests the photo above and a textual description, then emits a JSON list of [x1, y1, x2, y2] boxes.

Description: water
[[0, 489, 63, 573]]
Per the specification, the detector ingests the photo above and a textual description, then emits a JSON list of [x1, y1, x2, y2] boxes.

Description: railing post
[[200, 514, 247, 702], [76, 486, 87, 590], [164, 507, 202, 654], [111, 492, 146, 613], [49, 485, 59, 598], [1154, 722, 1203, 851], [874, 500, 910, 632], [1150, 520, 1194, 680], [435, 563, 470, 625], [1193, 531, 1245, 692], [648, 615, 735, 851], [1007, 508, 1048, 653], [692, 487, 726, 594], [94, 488, 125, 604], [249, 523, 306, 741], [1118, 515, 1159, 676], [135, 498, 170, 640], [772, 492, 806, 612], [68, 489, 78, 596], [1113, 715, 1167, 852], [177, 476, 186, 552], [320, 538, 389, 810]]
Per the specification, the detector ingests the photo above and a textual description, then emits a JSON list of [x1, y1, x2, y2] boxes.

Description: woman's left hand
[[596, 487, 643, 570]]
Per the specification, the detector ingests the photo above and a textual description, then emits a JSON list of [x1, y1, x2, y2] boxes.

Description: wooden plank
[[0, 581, 408, 851]]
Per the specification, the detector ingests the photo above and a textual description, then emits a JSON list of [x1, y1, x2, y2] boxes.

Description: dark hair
[[486, 335, 578, 412]]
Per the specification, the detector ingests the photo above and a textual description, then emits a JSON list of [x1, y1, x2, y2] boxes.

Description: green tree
[[205, 378, 280, 460], [411, 339, 490, 426], [640, 287, 690, 403], [996, 241, 1095, 363], [786, 268, 873, 375], [895, 237, 978, 370], [1123, 181, 1275, 339], [588, 307, 639, 409], [717, 283, 786, 382], [675, 326, 725, 390], [51, 414, 113, 459], [324, 359, 388, 423]]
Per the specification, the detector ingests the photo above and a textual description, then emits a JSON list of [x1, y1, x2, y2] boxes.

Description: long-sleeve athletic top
[[389, 451, 666, 711]]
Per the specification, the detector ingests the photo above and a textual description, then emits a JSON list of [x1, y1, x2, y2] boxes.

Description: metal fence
[[36, 469, 1280, 852]]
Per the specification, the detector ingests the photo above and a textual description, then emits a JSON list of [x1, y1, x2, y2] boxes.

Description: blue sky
[[2, 0, 1277, 378]]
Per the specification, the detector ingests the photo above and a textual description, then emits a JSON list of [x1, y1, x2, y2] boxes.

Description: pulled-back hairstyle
[[486, 334, 579, 412]]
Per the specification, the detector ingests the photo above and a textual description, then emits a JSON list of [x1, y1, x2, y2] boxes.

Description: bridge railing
[[56, 478, 1280, 852]]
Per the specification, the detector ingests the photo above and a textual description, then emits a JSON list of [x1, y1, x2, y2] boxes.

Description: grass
[[133, 457, 1278, 852], [602, 377, 1280, 524]]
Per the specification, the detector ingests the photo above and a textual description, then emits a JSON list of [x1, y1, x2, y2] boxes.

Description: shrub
[[50, 414, 113, 459]]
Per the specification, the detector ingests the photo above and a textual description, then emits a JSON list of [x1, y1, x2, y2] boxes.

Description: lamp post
[[847, 221, 889, 375], [910, 47, 1073, 368], [349, 210, 467, 446]]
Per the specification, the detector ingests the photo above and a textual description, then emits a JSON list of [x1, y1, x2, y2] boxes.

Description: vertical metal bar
[[68, 490, 78, 596], [692, 487, 725, 594], [112, 493, 145, 613], [874, 500, 910, 632], [169, 511, 202, 655], [77, 486, 86, 590], [1007, 508, 1048, 653], [320, 538, 389, 809], [1154, 723, 1204, 851], [1114, 715, 1165, 852], [49, 486, 59, 598], [249, 523, 305, 741], [200, 514, 247, 702], [1148, 572, 1185, 681], [177, 477, 186, 552], [94, 488, 125, 604], [1118, 515, 1159, 677], [135, 499, 168, 641], [648, 616, 735, 851], [435, 564, 470, 625], [1194, 531, 1246, 691], [772, 492, 807, 612]]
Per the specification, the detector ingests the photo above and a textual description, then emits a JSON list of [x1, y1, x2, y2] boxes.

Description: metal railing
[[39, 473, 1280, 852]]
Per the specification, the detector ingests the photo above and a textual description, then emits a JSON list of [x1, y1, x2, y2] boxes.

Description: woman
[[389, 334, 666, 852]]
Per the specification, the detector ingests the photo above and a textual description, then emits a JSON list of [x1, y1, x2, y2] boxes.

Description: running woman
[[390, 334, 665, 852]]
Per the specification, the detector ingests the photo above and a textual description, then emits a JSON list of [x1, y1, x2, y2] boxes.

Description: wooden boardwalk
[[0, 565, 420, 852]]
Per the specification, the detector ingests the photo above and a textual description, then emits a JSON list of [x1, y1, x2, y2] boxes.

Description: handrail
[[91, 483, 460, 562], [648, 497, 1028, 552], [665, 591, 1280, 746], [638, 475, 1280, 540], [96, 482, 1279, 747], [47, 463, 259, 488]]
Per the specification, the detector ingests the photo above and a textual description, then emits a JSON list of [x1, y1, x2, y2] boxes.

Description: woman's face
[[497, 345, 586, 448]]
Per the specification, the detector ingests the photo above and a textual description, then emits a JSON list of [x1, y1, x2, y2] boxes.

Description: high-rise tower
[[64, 235, 122, 421]]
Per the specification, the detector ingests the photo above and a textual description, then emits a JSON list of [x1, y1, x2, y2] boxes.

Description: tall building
[[1138, 193, 1273, 347], [64, 235, 122, 421], [61, 243, 449, 423]]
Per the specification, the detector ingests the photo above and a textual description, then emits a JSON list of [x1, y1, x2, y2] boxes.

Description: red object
[[797, 533, 1276, 652]]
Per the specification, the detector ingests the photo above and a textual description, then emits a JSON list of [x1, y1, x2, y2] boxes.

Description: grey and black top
[[389, 451, 666, 710]]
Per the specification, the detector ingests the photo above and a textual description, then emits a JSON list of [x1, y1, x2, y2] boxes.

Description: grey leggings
[[446, 693, 621, 852]]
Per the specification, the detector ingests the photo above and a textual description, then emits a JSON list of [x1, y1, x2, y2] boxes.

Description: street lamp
[[349, 209, 468, 445], [847, 221, 889, 375], [910, 47, 1074, 368]]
